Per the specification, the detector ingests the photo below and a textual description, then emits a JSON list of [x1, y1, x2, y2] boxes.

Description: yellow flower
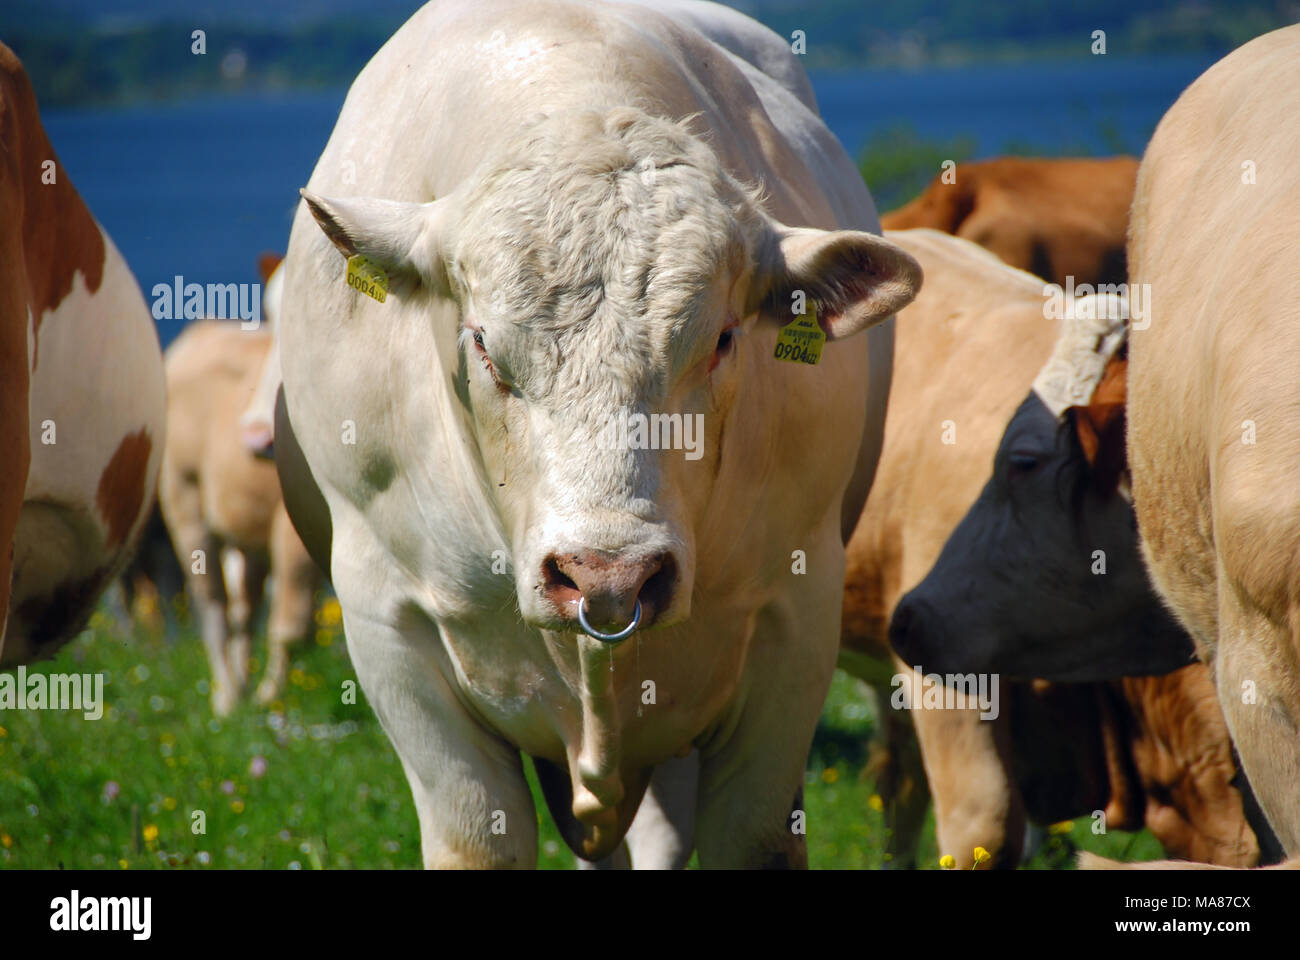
[[1, 833, 12, 848], [0, 725, 7, 737], [231, 799, 245, 814], [315, 629, 333, 647], [972, 846, 991, 865], [118, 859, 130, 869], [867, 794, 884, 813], [142, 824, 159, 844], [939, 854, 956, 869], [821, 767, 839, 784], [163, 797, 177, 811], [318, 598, 342, 628], [1049, 820, 1074, 835]]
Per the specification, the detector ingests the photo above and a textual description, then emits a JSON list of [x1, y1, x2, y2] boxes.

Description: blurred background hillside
[[4, 0, 1296, 108]]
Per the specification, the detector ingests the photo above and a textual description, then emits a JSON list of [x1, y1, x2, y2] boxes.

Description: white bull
[[275, 0, 920, 868]]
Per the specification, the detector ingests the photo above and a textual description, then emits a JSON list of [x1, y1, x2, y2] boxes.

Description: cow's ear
[[1070, 353, 1128, 492], [750, 222, 922, 339], [299, 189, 453, 293]]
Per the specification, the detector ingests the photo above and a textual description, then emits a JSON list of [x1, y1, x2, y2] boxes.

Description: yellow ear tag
[[346, 254, 388, 303], [773, 302, 825, 365]]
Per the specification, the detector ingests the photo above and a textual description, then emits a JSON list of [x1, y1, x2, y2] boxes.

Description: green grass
[[0, 600, 1164, 869]]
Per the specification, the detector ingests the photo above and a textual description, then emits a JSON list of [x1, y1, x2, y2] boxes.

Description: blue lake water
[[41, 54, 1218, 347]]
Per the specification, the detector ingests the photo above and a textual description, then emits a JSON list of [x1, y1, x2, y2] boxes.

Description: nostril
[[889, 602, 915, 658], [543, 555, 579, 593], [639, 553, 676, 618]]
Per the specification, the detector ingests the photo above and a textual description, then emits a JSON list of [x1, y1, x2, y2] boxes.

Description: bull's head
[[890, 293, 1195, 682], [301, 108, 920, 641]]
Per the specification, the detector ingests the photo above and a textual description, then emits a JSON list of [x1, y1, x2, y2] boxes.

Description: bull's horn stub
[[1032, 292, 1129, 419]]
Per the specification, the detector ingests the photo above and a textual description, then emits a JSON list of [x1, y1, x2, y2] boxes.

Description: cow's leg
[[258, 506, 319, 705], [188, 534, 234, 716], [625, 751, 698, 868], [695, 587, 840, 868], [1215, 586, 1300, 854], [339, 597, 537, 868], [863, 660, 932, 869], [221, 546, 264, 695], [161, 469, 236, 716]]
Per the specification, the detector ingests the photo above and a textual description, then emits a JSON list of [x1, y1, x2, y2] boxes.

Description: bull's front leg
[[695, 572, 842, 869], [337, 592, 538, 868]]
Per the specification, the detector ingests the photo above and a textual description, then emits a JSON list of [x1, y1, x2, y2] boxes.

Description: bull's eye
[[709, 324, 738, 372], [468, 326, 506, 389]]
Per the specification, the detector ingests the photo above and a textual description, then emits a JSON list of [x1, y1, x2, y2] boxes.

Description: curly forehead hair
[[452, 106, 768, 334]]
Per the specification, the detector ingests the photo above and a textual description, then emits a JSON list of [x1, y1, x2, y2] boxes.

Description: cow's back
[[881, 156, 1138, 288], [0, 43, 165, 665]]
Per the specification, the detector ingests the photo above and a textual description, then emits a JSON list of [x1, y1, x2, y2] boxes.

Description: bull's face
[[890, 386, 1195, 682], [301, 108, 920, 639]]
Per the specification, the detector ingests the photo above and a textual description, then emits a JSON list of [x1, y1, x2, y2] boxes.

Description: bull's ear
[[299, 189, 454, 292], [750, 222, 922, 339]]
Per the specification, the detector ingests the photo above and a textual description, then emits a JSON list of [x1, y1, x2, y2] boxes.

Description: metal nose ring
[[577, 596, 641, 644]]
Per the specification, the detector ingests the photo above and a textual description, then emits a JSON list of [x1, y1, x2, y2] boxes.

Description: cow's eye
[[709, 324, 738, 372], [468, 327, 507, 388], [1008, 452, 1040, 472]]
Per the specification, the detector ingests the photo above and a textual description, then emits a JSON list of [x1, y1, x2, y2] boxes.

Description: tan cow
[[0, 43, 165, 665], [881, 156, 1139, 289], [848, 229, 1260, 868], [159, 321, 320, 716], [1123, 24, 1300, 865]]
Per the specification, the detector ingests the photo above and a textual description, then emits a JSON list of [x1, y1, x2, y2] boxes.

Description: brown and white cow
[[0, 43, 165, 666], [855, 229, 1264, 868], [881, 156, 1139, 289], [1122, 24, 1300, 866], [160, 321, 320, 716]]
